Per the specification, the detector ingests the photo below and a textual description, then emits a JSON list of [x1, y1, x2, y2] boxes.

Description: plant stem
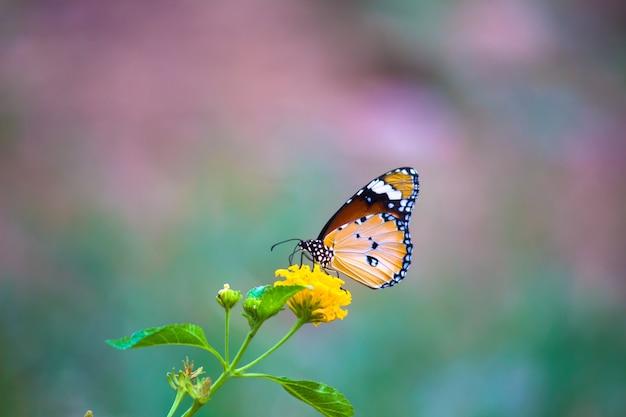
[[235, 318, 305, 373], [224, 308, 231, 367], [180, 400, 204, 417], [228, 322, 261, 370], [236, 372, 274, 379], [166, 388, 187, 417], [208, 321, 260, 397], [208, 369, 229, 397]]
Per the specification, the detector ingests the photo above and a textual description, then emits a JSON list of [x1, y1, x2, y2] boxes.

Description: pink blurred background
[[1, 1, 625, 416]]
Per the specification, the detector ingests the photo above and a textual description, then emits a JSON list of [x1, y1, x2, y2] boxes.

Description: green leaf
[[257, 285, 306, 319], [106, 323, 211, 350], [266, 376, 354, 417]]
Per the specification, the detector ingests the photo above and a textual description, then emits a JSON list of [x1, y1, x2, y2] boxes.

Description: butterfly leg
[[322, 266, 340, 278]]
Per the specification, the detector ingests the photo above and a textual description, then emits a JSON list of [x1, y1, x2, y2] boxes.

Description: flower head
[[274, 264, 351, 326], [167, 358, 211, 403]]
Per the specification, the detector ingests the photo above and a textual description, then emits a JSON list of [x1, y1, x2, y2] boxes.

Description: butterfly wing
[[319, 167, 418, 289], [317, 167, 419, 240], [298, 167, 419, 289], [323, 213, 412, 289]]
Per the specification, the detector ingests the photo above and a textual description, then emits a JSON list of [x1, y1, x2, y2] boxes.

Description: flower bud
[[194, 377, 212, 404], [241, 285, 267, 327], [216, 284, 242, 310]]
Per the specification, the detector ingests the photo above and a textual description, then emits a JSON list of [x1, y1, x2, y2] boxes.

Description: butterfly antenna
[[270, 238, 302, 252]]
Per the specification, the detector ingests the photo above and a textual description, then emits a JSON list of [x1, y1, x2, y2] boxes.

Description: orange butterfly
[[284, 167, 419, 289]]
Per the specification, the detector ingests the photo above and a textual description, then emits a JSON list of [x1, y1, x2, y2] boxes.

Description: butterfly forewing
[[317, 167, 419, 240]]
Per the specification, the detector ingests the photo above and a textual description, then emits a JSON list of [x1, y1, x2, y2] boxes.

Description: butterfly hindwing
[[323, 213, 412, 288]]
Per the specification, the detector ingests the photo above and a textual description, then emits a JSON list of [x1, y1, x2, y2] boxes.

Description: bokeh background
[[1, 1, 625, 416]]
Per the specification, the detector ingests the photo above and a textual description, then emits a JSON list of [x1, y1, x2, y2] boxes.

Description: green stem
[[224, 308, 231, 366], [236, 372, 275, 379], [208, 321, 260, 397], [208, 370, 229, 397], [166, 388, 187, 417], [235, 318, 305, 374], [229, 322, 261, 370], [180, 399, 204, 417]]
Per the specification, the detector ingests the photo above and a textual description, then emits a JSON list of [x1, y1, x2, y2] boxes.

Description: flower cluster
[[274, 264, 351, 326], [167, 358, 211, 404]]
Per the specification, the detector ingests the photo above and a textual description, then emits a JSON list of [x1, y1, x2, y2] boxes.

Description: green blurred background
[[1, 1, 625, 416]]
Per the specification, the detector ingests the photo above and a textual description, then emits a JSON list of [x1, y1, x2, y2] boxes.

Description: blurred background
[[1, 1, 625, 416]]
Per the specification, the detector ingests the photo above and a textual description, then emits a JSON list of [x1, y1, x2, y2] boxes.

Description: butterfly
[[283, 167, 419, 289]]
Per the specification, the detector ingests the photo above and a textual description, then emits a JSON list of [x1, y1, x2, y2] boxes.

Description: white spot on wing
[[369, 181, 402, 200]]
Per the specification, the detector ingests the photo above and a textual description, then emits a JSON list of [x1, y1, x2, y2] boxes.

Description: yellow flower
[[274, 264, 351, 326]]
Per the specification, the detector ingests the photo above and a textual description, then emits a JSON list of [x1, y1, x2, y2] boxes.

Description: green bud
[[241, 285, 267, 327], [216, 284, 242, 310]]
